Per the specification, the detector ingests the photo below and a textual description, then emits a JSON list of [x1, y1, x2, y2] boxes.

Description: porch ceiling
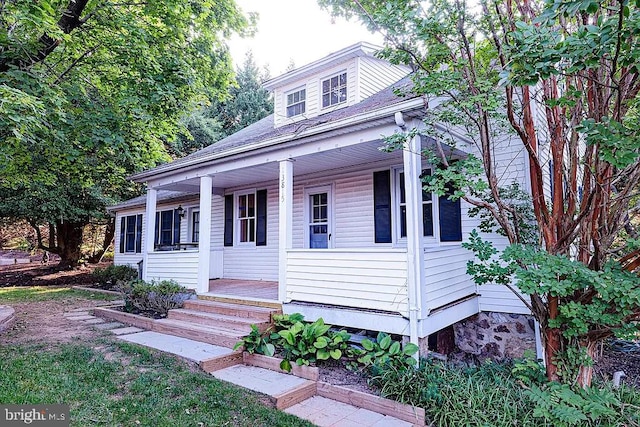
[[158, 139, 400, 191], [156, 135, 467, 192]]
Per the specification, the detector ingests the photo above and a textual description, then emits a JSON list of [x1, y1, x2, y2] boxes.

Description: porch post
[[197, 175, 213, 294], [402, 127, 426, 352], [278, 159, 293, 302], [142, 186, 157, 281]]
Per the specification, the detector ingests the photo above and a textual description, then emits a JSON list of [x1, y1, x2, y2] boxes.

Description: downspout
[[397, 112, 423, 360]]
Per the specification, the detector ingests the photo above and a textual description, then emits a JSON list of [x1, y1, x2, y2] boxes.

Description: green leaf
[[361, 339, 374, 351], [280, 359, 292, 372]]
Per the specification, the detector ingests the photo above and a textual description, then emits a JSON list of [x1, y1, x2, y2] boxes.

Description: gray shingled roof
[[108, 190, 198, 211], [131, 76, 417, 179]]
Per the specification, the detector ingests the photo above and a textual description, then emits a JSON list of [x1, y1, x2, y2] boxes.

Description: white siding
[[423, 246, 477, 312], [357, 56, 409, 99], [221, 181, 280, 281], [286, 249, 408, 314], [145, 251, 199, 289], [113, 208, 145, 268]]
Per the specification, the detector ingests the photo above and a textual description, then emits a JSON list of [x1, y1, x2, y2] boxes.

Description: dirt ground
[[0, 260, 107, 288], [0, 298, 106, 347]]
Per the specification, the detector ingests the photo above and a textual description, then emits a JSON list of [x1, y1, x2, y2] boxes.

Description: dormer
[[263, 42, 411, 128]]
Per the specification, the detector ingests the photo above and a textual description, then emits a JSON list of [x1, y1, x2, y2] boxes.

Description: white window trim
[[392, 167, 439, 247], [320, 70, 348, 110], [188, 207, 200, 243], [303, 184, 335, 249], [285, 86, 306, 118], [234, 189, 257, 246]]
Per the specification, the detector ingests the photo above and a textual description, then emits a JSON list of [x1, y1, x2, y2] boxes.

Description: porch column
[[278, 159, 293, 302], [402, 128, 426, 351], [197, 175, 213, 294], [142, 186, 157, 280]]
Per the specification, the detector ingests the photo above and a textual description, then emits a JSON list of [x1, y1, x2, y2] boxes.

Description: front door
[[306, 186, 332, 249]]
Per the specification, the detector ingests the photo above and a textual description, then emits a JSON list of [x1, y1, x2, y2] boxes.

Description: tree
[[0, 0, 249, 267], [169, 51, 273, 157], [320, 0, 640, 386]]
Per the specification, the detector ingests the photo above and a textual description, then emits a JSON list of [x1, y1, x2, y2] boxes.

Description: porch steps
[[167, 308, 272, 333], [184, 299, 279, 321], [153, 299, 281, 349], [197, 294, 282, 310], [153, 318, 246, 349]]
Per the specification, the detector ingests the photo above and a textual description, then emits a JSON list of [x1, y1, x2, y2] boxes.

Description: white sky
[[228, 0, 384, 77]]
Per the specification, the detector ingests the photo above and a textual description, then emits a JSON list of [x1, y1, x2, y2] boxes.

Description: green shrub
[[93, 264, 138, 289], [527, 382, 640, 426], [274, 318, 351, 372], [353, 331, 419, 370], [233, 325, 275, 356], [119, 279, 194, 317]]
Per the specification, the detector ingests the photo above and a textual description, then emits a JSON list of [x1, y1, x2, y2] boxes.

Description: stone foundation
[[452, 312, 536, 361]]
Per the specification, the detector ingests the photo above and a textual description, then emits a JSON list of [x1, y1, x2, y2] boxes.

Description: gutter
[[130, 97, 430, 182]]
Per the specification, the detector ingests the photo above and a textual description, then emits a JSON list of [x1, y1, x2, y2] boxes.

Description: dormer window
[[322, 72, 347, 108], [286, 87, 306, 118]]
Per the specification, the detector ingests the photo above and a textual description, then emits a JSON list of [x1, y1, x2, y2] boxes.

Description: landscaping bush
[[369, 357, 640, 427], [92, 264, 138, 290], [119, 279, 194, 317]]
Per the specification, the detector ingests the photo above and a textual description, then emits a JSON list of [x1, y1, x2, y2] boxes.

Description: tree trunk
[[54, 220, 85, 268], [576, 341, 598, 388], [87, 218, 115, 264]]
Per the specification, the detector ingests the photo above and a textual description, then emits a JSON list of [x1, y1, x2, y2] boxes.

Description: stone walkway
[[65, 307, 414, 427]]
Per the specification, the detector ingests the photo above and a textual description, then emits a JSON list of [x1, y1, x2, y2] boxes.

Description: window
[[119, 214, 142, 253], [224, 190, 267, 247], [372, 169, 462, 244], [237, 192, 256, 243], [286, 88, 306, 117], [191, 210, 200, 243], [398, 170, 434, 238], [322, 72, 347, 108], [154, 209, 180, 248]]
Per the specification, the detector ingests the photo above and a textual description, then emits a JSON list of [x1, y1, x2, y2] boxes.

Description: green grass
[[0, 340, 313, 427], [0, 286, 118, 303]]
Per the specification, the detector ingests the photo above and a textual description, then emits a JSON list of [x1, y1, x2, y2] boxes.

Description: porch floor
[[206, 279, 278, 301]]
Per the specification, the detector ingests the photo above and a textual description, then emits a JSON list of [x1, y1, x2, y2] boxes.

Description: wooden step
[[167, 309, 271, 333], [184, 299, 278, 322], [197, 294, 282, 310], [153, 319, 245, 349]]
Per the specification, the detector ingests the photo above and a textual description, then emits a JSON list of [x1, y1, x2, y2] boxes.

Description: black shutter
[[154, 212, 159, 246], [135, 214, 143, 253], [373, 170, 392, 243], [256, 189, 267, 246], [224, 195, 234, 246], [439, 186, 462, 242], [119, 217, 125, 253], [173, 209, 181, 244]]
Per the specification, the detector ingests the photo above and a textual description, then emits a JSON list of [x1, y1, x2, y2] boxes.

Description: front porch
[[205, 278, 278, 301]]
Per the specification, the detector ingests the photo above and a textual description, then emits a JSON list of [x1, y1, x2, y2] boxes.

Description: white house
[[109, 42, 537, 356]]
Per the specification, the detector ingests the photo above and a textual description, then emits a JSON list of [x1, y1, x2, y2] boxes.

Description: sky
[[228, 0, 384, 77]]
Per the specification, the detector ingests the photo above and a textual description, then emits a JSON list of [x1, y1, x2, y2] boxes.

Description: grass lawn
[[0, 286, 117, 302], [0, 287, 313, 426]]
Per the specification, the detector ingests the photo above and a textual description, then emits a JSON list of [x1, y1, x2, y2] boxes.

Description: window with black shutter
[[119, 214, 143, 253]]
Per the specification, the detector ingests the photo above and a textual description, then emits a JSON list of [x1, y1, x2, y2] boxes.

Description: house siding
[[423, 245, 476, 312], [357, 56, 409, 99], [220, 181, 280, 281], [113, 208, 146, 269]]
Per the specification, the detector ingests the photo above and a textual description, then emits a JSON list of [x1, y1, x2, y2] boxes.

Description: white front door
[[305, 186, 332, 249]]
